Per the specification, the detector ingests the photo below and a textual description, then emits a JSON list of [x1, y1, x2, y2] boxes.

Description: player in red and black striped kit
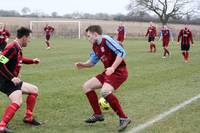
[[177, 24, 194, 63], [0, 25, 11, 53], [145, 22, 157, 52], [0, 27, 41, 133], [44, 24, 54, 49]]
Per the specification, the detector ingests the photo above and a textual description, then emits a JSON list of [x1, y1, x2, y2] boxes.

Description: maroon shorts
[[117, 35, 124, 42], [46, 35, 50, 41], [96, 67, 128, 90]]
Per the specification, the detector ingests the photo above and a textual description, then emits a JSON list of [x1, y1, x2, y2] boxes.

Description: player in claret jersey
[[177, 24, 194, 63], [75, 25, 131, 132], [159, 25, 173, 58], [0, 25, 11, 53], [116, 22, 126, 44], [44, 24, 54, 49], [145, 22, 157, 52], [0, 27, 42, 133]]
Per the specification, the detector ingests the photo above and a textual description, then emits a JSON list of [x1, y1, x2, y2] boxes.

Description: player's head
[[85, 25, 102, 44], [184, 24, 189, 30], [17, 27, 32, 47], [163, 25, 168, 30], [119, 21, 123, 26], [150, 21, 153, 27]]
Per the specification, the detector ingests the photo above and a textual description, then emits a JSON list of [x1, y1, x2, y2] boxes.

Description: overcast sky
[[0, 0, 130, 15]]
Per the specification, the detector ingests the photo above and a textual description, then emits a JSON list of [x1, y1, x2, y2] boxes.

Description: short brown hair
[[17, 27, 32, 38], [85, 25, 102, 35]]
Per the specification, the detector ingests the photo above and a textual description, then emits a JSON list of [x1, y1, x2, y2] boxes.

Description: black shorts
[[181, 44, 190, 51], [0, 78, 23, 96], [148, 37, 155, 42], [46, 35, 50, 41], [0, 42, 7, 51]]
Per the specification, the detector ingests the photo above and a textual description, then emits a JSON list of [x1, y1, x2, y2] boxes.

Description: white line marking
[[127, 93, 200, 133]]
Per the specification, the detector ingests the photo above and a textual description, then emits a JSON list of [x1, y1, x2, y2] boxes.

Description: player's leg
[[83, 77, 104, 123], [101, 83, 131, 132], [151, 38, 156, 52], [21, 82, 41, 125], [45, 35, 51, 49], [185, 45, 190, 62], [0, 90, 22, 133], [148, 37, 152, 52]]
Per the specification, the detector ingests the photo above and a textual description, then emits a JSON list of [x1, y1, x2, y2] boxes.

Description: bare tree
[[21, 7, 31, 16], [127, 0, 197, 25]]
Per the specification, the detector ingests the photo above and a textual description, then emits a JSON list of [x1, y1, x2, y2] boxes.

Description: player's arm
[[22, 57, 40, 64], [75, 51, 100, 69], [0, 48, 16, 80], [145, 29, 149, 37], [124, 27, 127, 39], [190, 31, 194, 46], [105, 36, 126, 75], [158, 31, 163, 41], [177, 30, 182, 45]]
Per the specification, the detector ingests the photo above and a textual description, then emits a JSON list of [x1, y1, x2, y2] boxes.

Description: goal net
[[30, 21, 81, 39], [0, 23, 4, 30]]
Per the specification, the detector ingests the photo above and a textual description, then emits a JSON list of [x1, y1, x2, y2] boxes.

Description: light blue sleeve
[[104, 35, 126, 58], [160, 31, 163, 37], [170, 31, 173, 38], [89, 51, 100, 64]]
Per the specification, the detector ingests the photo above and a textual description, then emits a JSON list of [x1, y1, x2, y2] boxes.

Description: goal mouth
[[30, 20, 81, 39]]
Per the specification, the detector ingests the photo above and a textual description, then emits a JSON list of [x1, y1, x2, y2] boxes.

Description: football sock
[[25, 93, 38, 121], [105, 93, 127, 118], [0, 103, 20, 128], [163, 49, 166, 56], [182, 52, 186, 60], [86, 91, 102, 115], [153, 44, 156, 52], [185, 51, 189, 60], [150, 44, 153, 52]]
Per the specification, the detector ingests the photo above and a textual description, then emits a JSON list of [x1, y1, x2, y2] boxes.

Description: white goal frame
[[30, 20, 81, 39], [0, 23, 4, 30]]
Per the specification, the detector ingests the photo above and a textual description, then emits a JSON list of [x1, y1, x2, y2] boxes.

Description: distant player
[[145, 22, 157, 52], [0, 25, 11, 53], [75, 25, 131, 132], [44, 24, 54, 49], [177, 24, 194, 63], [116, 22, 126, 44], [0, 27, 41, 133], [159, 25, 173, 58]]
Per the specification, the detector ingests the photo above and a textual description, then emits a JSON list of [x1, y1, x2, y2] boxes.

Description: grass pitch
[[0, 38, 200, 133]]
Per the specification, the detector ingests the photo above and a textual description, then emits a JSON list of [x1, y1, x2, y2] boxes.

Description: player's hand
[[176, 42, 179, 46], [33, 58, 40, 64], [11, 77, 21, 86], [105, 67, 115, 76], [75, 62, 85, 69]]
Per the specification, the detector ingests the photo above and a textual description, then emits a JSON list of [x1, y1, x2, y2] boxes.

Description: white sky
[[0, 0, 130, 15]]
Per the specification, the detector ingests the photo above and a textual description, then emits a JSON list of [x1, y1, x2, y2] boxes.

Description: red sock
[[185, 51, 189, 60], [153, 44, 156, 52], [150, 44, 152, 52], [105, 93, 127, 118], [46, 41, 50, 47], [25, 93, 38, 121], [0, 103, 20, 128], [86, 91, 102, 115], [182, 52, 186, 60]]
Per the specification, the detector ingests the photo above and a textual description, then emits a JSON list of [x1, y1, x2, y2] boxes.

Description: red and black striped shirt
[[0, 40, 34, 80]]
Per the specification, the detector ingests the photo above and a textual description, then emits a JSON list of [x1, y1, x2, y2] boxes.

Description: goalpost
[[30, 20, 81, 39], [0, 23, 4, 30]]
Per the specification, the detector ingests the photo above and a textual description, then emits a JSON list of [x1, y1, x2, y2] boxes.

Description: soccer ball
[[99, 97, 111, 110]]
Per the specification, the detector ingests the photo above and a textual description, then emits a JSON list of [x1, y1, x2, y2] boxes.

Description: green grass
[[0, 38, 200, 133]]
